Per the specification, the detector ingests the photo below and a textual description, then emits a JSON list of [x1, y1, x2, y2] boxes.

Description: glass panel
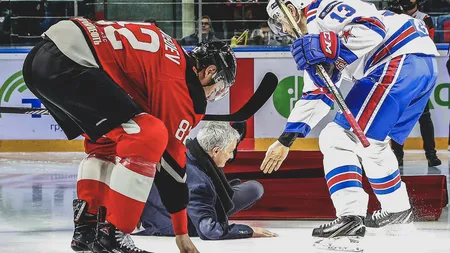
[[0, 0, 447, 46]]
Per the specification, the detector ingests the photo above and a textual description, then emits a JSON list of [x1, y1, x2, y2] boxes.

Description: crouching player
[[262, 0, 438, 250]]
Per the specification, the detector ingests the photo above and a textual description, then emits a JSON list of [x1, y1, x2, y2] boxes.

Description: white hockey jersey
[[284, 0, 439, 137]]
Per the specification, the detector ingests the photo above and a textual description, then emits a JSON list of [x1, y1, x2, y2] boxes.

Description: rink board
[[225, 151, 448, 221], [0, 48, 448, 151]]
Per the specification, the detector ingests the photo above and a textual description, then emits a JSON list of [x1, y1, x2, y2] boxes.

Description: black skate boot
[[426, 154, 441, 167], [364, 208, 413, 228], [313, 216, 366, 238], [71, 199, 97, 252], [92, 206, 152, 253], [312, 216, 365, 252]]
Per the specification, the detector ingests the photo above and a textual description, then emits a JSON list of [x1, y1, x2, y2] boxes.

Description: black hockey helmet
[[384, 1, 403, 14], [399, 0, 417, 11], [190, 41, 237, 102]]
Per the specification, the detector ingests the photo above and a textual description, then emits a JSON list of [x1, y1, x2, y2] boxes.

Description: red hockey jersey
[[71, 18, 207, 219]]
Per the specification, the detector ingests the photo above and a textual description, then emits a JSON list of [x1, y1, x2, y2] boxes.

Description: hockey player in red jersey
[[22, 18, 237, 253]]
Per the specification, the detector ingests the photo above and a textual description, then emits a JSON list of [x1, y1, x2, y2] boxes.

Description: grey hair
[[197, 122, 240, 152]]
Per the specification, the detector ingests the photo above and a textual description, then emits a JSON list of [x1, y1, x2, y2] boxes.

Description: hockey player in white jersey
[[262, 0, 439, 250]]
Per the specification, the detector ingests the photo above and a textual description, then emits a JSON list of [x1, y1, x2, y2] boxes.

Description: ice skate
[[364, 208, 413, 228], [312, 216, 365, 252], [92, 206, 152, 253], [365, 209, 415, 235], [71, 199, 97, 252]]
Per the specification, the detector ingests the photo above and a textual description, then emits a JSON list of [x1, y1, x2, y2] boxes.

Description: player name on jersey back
[[160, 30, 181, 65], [76, 18, 103, 46]]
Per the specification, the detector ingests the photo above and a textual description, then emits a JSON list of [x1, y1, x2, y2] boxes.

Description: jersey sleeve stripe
[[284, 122, 311, 137], [160, 152, 187, 183], [307, 9, 317, 17], [365, 21, 418, 71], [302, 93, 334, 107], [352, 17, 387, 39], [308, 0, 323, 12], [339, 44, 359, 65], [307, 15, 317, 24]]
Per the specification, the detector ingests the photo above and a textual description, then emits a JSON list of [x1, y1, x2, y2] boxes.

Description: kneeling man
[[136, 122, 277, 239]]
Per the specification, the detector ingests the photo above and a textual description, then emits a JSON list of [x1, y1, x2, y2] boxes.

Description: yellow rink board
[[0, 138, 448, 152], [254, 137, 449, 151]]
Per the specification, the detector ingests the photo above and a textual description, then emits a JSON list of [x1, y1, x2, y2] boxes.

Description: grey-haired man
[[136, 122, 277, 239]]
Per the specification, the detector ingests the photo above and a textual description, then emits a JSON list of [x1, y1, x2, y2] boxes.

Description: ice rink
[[0, 151, 448, 253]]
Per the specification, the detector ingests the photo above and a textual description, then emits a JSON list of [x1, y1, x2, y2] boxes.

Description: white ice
[[0, 151, 448, 253]]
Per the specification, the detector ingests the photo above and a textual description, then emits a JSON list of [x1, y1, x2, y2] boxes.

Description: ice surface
[[0, 151, 448, 253]]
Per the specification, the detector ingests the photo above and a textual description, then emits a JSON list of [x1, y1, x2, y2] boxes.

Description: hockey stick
[[0, 72, 278, 122], [203, 71, 278, 121], [0, 107, 50, 115], [275, 0, 370, 147]]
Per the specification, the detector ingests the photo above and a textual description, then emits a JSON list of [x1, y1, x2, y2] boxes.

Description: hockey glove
[[306, 63, 342, 88], [291, 31, 340, 71]]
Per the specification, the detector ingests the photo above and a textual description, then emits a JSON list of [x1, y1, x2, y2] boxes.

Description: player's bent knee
[[320, 122, 360, 154], [78, 154, 116, 182], [116, 113, 169, 162], [358, 138, 390, 160]]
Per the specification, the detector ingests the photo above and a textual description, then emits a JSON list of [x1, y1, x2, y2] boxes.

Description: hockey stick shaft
[[275, 0, 370, 147], [203, 72, 278, 122], [0, 72, 279, 123]]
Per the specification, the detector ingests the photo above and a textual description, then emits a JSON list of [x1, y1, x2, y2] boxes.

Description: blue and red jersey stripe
[[305, 0, 322, 24], [365, 20, 420, 71], [307, 9, 317, 23], [302, 89, 335, 107], [352, 16, 386, 38], [357, 55, 403, 132], [339, 44, 359, 65]]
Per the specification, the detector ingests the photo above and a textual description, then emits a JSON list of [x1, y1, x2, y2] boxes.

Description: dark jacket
[[138, 151, 253, 240], [180, 31, 219, 46]]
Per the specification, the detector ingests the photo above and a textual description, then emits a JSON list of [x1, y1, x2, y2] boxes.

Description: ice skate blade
[[313, 236, 364, 252], [71, 246, 92, 253]]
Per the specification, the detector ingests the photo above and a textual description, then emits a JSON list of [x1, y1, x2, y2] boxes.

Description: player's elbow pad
[[154, 169, 189, 213]]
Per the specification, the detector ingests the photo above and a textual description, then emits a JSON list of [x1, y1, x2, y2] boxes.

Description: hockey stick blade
[[203, 72, 278, 122], [0, 106, 50, 115]]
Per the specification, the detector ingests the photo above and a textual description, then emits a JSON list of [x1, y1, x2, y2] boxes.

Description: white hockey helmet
[[266, 0, 311, 35]]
